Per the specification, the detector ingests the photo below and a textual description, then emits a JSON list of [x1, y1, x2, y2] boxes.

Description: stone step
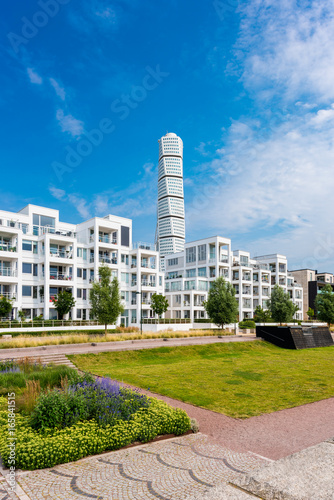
[[231, 441, 334, 500], [1, 354, 77, 370]]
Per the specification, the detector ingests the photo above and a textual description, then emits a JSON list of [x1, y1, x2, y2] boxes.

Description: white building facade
[[156, 133, 185, 270], [164, 238, 303, 322], [0, 205, 164, 326]]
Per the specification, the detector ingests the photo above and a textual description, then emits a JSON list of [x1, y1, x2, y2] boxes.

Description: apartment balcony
[[242, 275, 251, 281], [0, 292, 17, 300], [49, 274, 73, 281], [0, 244, 17, 253], [141, 299, 151, 305], [141, 280, 156, 287], [0, 269, 17, 278], [98, 235, 117, 244], [50, 251, 73, 259], [131, 280, 137, 287], [208, 258, 216, 264], [99, 257, 117, 265], [262, 277, 269, 283], [131, 263, 137, 268], [131, 299, 137, 305], [133, 242, 155, 251], [220, 256, 229, 263]]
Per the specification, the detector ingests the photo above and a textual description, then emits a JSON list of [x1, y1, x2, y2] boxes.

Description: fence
[[0, 320, 100, 329]]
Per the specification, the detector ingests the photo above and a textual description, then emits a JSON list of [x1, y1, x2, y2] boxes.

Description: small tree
[[314, 284, 334, 327], [18, 309, 26, 322], [253, 305, 272, 323], [90, 265, 124, 335], [52, 290, 75, 320], [0, 296, 13, 320], [267, 285, 295, 325], [150, 294, 169, 322], [203, 277, 238, 330], [307, 307, 314, 321]]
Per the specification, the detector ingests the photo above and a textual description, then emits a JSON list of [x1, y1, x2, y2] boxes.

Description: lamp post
[[136, 290, 142, 335]]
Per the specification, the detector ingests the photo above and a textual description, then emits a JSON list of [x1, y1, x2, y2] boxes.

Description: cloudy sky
[[1, 0, 334, 272]]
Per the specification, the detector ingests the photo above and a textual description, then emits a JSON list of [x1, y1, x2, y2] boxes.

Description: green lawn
[[69, 341, 334, 418]]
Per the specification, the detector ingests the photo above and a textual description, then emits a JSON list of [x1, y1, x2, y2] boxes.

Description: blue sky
[[1, 0, 334, 272]]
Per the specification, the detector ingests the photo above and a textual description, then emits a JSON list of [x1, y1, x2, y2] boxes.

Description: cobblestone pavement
[[16, 434, 267, 500]]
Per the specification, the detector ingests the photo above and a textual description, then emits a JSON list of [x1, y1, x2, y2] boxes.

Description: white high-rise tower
[[156, 133, 185, 269]]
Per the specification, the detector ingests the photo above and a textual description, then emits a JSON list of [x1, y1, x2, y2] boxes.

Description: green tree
[[18, 309, 26, 322], [203, 277, 239, 330], [0, 296, 13, 319], [267, 285, 295, 325], [150, 294, 169, 322], [314, 284, 334, 327], [52, 290, 75, 320], [307, 307, 314, 321], [253, 305, 272, 323], [89, 265, 124, 335]]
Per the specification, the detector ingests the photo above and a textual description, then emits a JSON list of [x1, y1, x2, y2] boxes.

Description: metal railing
[[0, 319, 99, 328], [141, 280, 156, 287], [133, 242, 155, 251], [142, 318, 191, 324]]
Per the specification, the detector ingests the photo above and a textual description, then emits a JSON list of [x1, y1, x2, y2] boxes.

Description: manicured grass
[[70, 341, 334, 419]]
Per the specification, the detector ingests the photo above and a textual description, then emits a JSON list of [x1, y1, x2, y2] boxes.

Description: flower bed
[[0, 366, 191, 470]]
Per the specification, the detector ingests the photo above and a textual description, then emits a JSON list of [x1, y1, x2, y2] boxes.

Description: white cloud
[[49, 186, 66, 201], [68, 194, 90, 219], [236, 0, 334, 104], [49, 78, 66, 101], [56, 109, 84, 138], [27, 68, 43, 85]]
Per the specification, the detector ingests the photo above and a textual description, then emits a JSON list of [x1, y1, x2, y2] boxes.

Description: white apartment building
[[164, 238, 303, 321], [156, 133, 185, 270], [0, 205, 164, 325]]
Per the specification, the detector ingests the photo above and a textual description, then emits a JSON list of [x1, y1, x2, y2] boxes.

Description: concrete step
[[231, 441, 334, 500], [2, 354, 77, 370]]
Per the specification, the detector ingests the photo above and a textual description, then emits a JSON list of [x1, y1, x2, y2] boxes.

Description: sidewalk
[[0, 334, 256, 360]]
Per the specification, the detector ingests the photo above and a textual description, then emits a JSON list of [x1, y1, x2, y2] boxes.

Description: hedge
[[0, 397, 191, 470]]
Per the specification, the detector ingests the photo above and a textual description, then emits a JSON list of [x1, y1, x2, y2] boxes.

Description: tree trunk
[[105, 324, 107, 336]]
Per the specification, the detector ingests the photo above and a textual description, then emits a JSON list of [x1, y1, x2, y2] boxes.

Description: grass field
[[70, 341, 334, 419]]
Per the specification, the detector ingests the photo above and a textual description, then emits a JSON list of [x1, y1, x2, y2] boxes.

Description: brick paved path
[[15, 434, 266, 500]]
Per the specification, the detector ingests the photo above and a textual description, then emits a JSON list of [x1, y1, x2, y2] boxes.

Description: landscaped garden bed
[[0, 360, 191, 470]]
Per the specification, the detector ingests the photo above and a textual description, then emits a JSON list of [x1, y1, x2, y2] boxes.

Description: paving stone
[[185, 483, 261, 499], [232, 441, 334, 500], [16, 434, 266, 500]]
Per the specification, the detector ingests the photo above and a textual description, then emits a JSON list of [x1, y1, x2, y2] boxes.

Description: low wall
[[143, 323, 237, 333]]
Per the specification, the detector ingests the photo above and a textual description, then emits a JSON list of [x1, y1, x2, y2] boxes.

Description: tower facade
[[156, 133, 185, 268]]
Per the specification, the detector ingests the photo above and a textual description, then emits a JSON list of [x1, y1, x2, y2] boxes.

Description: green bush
[[0, 397, 191, 470], [239, 320, 256, 329]]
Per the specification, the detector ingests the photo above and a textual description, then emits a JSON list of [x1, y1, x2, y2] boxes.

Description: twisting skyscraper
[[156, 133, 185, 269]]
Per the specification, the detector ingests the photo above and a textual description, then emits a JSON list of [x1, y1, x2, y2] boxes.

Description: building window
[[168, 258, 178, 266], [77, 289, 82, 299], [77, 309, 82, 319], [83, 289, 87, 300], [121, 272, 129, 284], [186, 246, 196, 263], [22, 263, 32, 274], [198, 245, 206, 261], [77, 268, 82, 278], [33, 286, 38, 299], [33, 264, 38, 277], [22, 286, 32, 297], [198, 267, 206, 277], [186, 269, 196, 278]]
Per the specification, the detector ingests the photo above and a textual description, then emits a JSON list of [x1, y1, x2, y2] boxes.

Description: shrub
[[30, 378, 150, 430], [0, 397, 191, 470], [239, 320, 256, 329]]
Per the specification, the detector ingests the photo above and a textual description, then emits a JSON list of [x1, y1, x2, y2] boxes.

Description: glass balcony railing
[[0, 269, 17, 277], [49, 274, 73, 281], [50, 251, 73, 259], [99, 257, 117, 264], [0, 244, 16, 252]]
